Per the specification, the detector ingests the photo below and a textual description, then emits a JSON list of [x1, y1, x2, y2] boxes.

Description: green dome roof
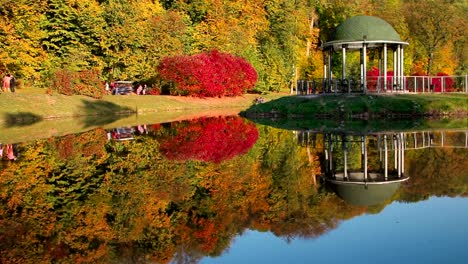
[[330, 16, 402, 42], [332, 182, 401, 206]]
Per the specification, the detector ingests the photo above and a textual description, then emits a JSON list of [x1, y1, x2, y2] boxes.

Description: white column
[[401, 46, 405, 91], [363, 136, 368, 180], [342, 47, 346, 83], [397, 45, 401, 90], [384, 44, 388, 91], [343, 141, 348, 179], [323, 51, 327, 93], [401, 133, 405, 175], [384, 135, 388, 180], [360, 55, 364, 88], [397, 134, 402, 177]]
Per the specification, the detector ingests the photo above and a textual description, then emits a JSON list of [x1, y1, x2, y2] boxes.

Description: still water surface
[[1, 116, 467, 263], [206, 197, 468, 264]]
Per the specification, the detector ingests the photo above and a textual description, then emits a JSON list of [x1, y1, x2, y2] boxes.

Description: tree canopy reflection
[[158, 116, 259, 163], [0, 121, 467, 263]]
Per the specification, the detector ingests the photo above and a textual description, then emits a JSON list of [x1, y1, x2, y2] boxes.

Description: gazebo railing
[[400, 75, 468, 93], [296, 75, 468, 94], [296, 78, 365, 95]]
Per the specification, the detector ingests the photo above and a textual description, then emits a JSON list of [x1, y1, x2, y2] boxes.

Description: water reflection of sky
[[205, 197, 468, 264], [2, 119, 467, 263]]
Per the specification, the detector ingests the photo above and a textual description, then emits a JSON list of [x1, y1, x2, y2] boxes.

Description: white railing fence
[[295, 75, 468, 95]]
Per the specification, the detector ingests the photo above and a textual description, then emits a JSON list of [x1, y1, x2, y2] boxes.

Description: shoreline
[[241, 93, 468, 120], [1, 92, 467, 123], [0, 92, 281, 124], [0, 92, 467, 144]]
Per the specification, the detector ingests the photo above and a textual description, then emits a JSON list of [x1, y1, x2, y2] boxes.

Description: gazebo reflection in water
[[324, 133, 408, 206], [296, 130, 467, 206]]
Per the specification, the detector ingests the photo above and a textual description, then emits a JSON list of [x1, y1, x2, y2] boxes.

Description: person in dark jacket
[[9, 75, 16, 92]]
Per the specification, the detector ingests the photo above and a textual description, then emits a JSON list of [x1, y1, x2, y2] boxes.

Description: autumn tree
[[146, 10, 189, 67], [401, 146, 468, 202], [403, 0, 467, 75], [40, 0, 104, 66], [0, 0, 47, 83], [316, 0, 363, 41], [256, 0, 313, 91], [157, 50, 258, 97], [100, 0, 164, 81], [158, 116, 259, 162]]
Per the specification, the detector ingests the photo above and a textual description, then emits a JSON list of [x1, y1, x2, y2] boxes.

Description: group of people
[[136, 84, 148, 95], [105, 81, 149, 95], [107, 124, 149, 140], [0, 144, 18, 161], [2, 73, 16, 93]]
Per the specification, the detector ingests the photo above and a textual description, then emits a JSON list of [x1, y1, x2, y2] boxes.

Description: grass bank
[[242, 93, 468, 119], [0, 92, 284, 123]]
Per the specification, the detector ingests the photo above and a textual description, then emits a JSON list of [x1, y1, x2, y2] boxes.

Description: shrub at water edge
[[157, 50, 258, 97], [158, 116, 259, 163]]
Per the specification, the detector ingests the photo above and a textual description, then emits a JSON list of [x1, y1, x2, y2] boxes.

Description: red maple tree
[[157, 50, 257, 97], [159, 116, 259, 163]]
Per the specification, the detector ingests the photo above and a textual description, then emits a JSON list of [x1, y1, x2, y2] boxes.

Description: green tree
[[40, 0, 105, 69], [316, 0, 361, 42], [403, 0, 467, 75], [99, 0, 165, 81], [145, 10, 190, 72], [256, 0, 316, 91]]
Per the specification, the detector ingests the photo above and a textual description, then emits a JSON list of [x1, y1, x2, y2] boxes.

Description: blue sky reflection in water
[[204, 197, 468, 264]]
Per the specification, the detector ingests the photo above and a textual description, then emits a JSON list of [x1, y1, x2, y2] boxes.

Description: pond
[[1, 116, 467, 263]]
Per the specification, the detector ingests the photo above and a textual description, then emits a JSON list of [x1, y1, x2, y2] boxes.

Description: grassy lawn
[[243, 93, 468, 118], [0, 88, 285, 122], [2, 88, 467, 123]]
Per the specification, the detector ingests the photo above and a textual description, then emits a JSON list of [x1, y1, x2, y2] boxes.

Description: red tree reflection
[[159, 116, 259, 163]]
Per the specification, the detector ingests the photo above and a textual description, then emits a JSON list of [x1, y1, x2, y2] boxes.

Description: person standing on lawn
[[9, 74, 16, 92], [2, 74, 11, 92]]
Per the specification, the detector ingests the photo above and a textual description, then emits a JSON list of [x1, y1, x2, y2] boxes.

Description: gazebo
[[323, 133, 409, 206], [322, 16, 409, 93]]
